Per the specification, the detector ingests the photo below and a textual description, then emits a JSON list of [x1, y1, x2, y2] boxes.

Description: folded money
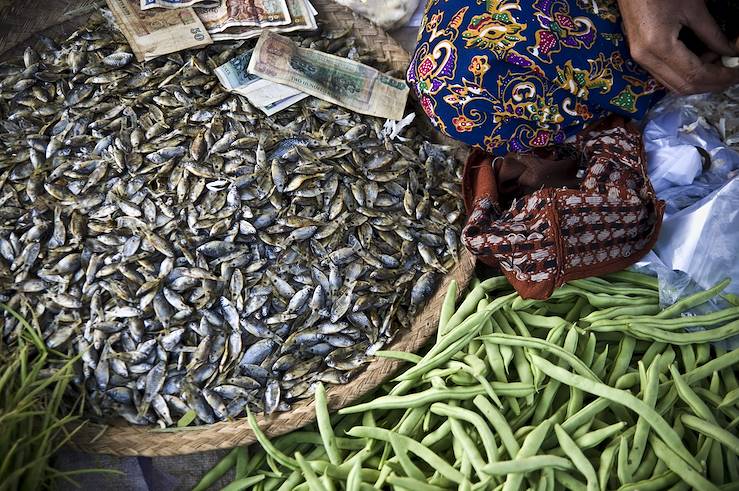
[[248, 31, 410, 120], [195, 0, 291, 34], [208, 0, 316, 41], [215, 48, 307, 114], [106, 0, 212, 61], [140, 0, 220, 10], [252, 91, 309, 116]]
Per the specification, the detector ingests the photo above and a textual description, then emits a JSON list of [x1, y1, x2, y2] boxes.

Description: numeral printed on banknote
[[107, 0, 212, 61]]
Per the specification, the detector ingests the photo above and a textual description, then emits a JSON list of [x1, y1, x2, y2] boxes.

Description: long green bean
[[655, 278, 731, 319], [482, 455, 573, 475], [680, 413, 739, 454], [531, 355, 701, 471], [650, 436, 719, 491], [554, 424, 598, 491], [346, 427, 466, 484]]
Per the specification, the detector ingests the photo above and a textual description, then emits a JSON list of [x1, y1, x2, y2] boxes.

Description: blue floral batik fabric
[[407, 0, 664, 155]]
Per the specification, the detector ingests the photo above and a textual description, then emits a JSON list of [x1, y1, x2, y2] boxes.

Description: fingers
[[683, 4, 737, 56], [633, 38, 739, 95], [659, 41, 739, 94]]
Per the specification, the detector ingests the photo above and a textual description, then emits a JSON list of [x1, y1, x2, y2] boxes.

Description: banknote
[[209, 0, 316, 40], [106, 0, 212, 61], [195, 0, 291, 34], [251, 91, 308, 115], [140, 0, 219, 10], [215, 48, 307, 111], [248, 31, 410, 120], [214, 49, 265, 93]]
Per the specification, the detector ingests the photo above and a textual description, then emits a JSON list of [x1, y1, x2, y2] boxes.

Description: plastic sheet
[[636, 91, 739, 348]]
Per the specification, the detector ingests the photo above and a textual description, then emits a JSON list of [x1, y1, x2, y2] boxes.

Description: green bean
[[295, 452, 326, 491], [321, 469, 337, 491], [276, 470, 303, 491], [472, 395, 520, 459], [650, 436, 719, 491], [420, 419, 450, 447], [669, 365, 715, 422], [719, 387, 739, 408], [593, 306, 739, 331], [442, 285, 487, 335], [696, 342, 712, 364], [482, 455, 574, 475], [533, 327, 579, 424], [247, 410, 299, 470], [502, 420, 552, 491], [632, 445, 658, 482], [591, 318, 739, 344], [569, 279, 658, 298], [591, 346, 610, 381], [431, 402, 498, 463], [617, 434, 632, 485], [344, 459, 361, 491], [347, 427, 466, 484], [389, 433, 426, 481], [630, 357, 660, 471], [308, 461, 382, 483], [221, 475, 267, 491], [374, 351, 422, 364], [538, 467, 555, 491], [478, 333, 600, 382], [616, 470, 680, 491], [554, 424, 598, 491], [726, 447, 739, 484], [656, 278, 731, 319], [192, 447, 239, 491], [559, 285, 655, 308], [234, 447, 249, 480], [339, 383, 533, 414], [437, 279, 458, 339], [709, 440, 725, 485], [597, 442, 617, 490], [479, 275, 512, 292], [463, 354, 503, 408], [553, 471, 587, 491], [575, 421, 626, 450], [680, 347, 739, 385], [313, 383, 341, 466], [681, 413, 739, 454], [386, 475, 449, 491], [449, 416, 486, 476], [531, 355, 701, 471], [582, 304, 662, 323], [398, 298, 517, 382], [602, 271, 659, 290]]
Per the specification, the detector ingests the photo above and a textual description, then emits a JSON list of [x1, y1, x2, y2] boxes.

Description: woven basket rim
[[1, 0, 476, 456]]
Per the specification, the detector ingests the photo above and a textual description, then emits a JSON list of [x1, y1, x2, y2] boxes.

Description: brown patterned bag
[[461, 116, 665, 299]]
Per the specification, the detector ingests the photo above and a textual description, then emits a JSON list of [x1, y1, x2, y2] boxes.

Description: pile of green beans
[[196, 273, 739, 491]]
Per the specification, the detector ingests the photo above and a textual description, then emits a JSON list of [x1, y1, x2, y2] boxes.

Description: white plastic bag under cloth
[[643, 99, 739, 205], [653, 176, 739, 295]]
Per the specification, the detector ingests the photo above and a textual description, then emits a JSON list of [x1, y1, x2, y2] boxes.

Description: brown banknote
[[140, 0, 219, 10], [195, 0, 291, 34], [106, 0, 212, 61], [209, 0, 316, 41], [248, 31, 410, 120]]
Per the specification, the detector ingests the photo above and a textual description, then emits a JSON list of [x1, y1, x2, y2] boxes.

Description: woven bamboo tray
[[0, 0, 476, 456]]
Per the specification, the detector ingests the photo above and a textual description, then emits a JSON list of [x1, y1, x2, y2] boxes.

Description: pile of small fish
[[0, 13, 463, 426]]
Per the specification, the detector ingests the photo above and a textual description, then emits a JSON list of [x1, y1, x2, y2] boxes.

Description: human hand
[[617, 0, 739, 94]]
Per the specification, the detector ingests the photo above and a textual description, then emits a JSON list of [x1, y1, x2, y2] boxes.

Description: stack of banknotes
[[107, 0, 317, 60], [216, 31, 409, 118], [106, 1, 409, 118], [141, 0, 317, 40]]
